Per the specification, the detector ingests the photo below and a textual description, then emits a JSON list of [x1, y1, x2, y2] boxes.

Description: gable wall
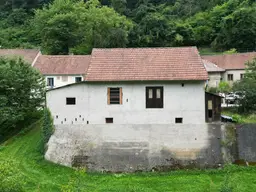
[[47, 81, 206, 124], [45, 75, 84, 88]]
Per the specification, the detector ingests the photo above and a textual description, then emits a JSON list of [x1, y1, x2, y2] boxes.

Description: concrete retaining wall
[[236, 124, 256, 162], [45, 124, 223, 172]]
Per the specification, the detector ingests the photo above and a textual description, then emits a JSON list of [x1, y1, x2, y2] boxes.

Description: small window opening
[[82, 118, 84, 121], [47, 77, 54, 87], [64, 118, 66, 121], [61, 121, 63, 124], [106, 118, 113, 124], [56, 115, 58, 119], [108, 88, 122, 104], [75, 118, 77, 121], [87, 121, 89, 124], [181, 83, 184, 87], [228, 74, 233, 81], [66, 97, 76, 105], [79, 115, 81, 118], [175, 118, 183, 124], [75, 77, 82, 82]]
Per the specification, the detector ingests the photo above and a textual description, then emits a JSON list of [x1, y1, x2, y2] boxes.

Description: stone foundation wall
[[45, 124, 224, 172]]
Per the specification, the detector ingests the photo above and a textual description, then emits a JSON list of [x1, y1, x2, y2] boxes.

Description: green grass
[[1, 121, 256, 191], [222, 108, 256, 123]]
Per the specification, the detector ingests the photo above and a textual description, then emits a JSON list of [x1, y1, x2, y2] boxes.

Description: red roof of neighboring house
[[34, 55, 91, 75], [86, 47, 208, 81], [0, 49, 40, 63], [202, 52, 256, 70], [202, 59, 225, 72]]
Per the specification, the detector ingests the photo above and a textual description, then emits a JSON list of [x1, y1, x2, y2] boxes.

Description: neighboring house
[[202, 52, 256, 85], [203, 59, 225, 88], [0, 49, 41, 65], [34, 55, 91, 89], [46, 47, 218, 125]]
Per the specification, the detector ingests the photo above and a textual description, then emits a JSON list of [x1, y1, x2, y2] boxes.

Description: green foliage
[[32, 0, 133, 54], [233, 58, 256, 113], [41, 108, 54, 154], [0, 161, 25, 192], [1, 123, 256, 191], [207, 86, 218, 94], [0, 0, 255, 53], [224, 48, 237, 54], [218, 81, 231, 93], [0, 56, 45, 140]]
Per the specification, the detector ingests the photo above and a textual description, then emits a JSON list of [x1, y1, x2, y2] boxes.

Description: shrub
[[40, 108, 54, 154], [0, 161, 25, 192]]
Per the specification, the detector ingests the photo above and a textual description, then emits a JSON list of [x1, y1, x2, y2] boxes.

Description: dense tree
[[0, 56, 45, 139], [0, 0, 255, 52], [233, 58, 256, 113], [32, 0, 132, 54]]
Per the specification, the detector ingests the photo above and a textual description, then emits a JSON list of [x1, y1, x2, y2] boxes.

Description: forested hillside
[[0, 0, 255, 54]]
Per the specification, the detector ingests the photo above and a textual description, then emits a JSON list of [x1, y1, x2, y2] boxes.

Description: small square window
[[175, 118, 183, 124], [66, 97, 76, 105], [240, 74, 244, 80], [105, 118, 113, 124], [75, 77, 82, 82]]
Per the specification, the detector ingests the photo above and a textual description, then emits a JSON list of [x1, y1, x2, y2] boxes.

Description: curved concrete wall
[[45, 124, 223, 172]]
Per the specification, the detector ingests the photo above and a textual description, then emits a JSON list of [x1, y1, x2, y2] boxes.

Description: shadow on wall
[[45, 124, 227, 173]]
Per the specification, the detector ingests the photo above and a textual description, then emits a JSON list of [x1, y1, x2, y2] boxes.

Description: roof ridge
[[92, 46, 197, 51]]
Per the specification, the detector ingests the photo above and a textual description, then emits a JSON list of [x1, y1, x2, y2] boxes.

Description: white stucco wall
[[45, 75, 84, 88], [208, 72, 223, 88], [46, 81, 206, 124], [223, 69, 245, 83]]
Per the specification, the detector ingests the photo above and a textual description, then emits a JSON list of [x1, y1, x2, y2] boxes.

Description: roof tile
[[34, 55, 91, 75], [202, 52, 256, 70], [86, 47, 208, 81]]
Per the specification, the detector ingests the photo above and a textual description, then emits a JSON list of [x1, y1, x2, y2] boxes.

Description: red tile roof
[[0, 49, 40, 63], [34, 55, 91, 75], [86, 47, 208, 81], [202, 52, 256, 70], [202, 59, 225, 72]]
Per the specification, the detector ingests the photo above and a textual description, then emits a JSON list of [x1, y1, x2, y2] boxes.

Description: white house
[[34, 55, 91, 89], [202, 52, 256, 87], [46, 47, 209, 125]]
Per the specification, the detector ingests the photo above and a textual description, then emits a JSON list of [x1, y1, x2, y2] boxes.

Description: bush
[[0, 161, 25, 192], [0, 56, 45, 141], [40, 108, 54, 154]]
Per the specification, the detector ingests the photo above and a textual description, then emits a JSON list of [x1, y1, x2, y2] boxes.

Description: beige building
[[202, 52, 256, 87]]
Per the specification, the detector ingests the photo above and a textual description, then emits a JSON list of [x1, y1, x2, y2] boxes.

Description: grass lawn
[[222, 108, 256, 123], [1, 121, 256, 192]]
